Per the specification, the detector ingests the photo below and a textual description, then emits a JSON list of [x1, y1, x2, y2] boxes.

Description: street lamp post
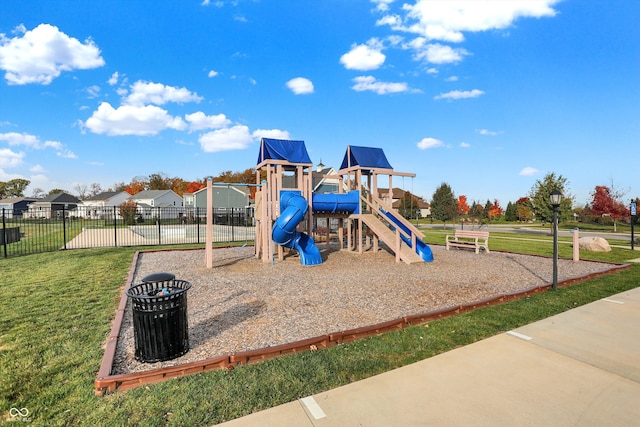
[[550, 189, 563, 291]]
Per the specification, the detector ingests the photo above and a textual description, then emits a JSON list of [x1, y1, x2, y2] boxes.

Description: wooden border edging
[[94, 249, 631, 395]]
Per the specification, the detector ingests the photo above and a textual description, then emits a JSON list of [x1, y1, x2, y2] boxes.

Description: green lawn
[[1, 236, 638, 426]]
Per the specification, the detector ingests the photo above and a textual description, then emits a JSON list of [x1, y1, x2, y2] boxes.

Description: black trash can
[[127, 272, 191, 363]]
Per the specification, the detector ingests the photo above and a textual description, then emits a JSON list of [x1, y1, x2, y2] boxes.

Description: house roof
[[85, 191, 126, 201], [0, 196, 39, 204], [131, 190, 177, 199], [38, 192, 80, 204]]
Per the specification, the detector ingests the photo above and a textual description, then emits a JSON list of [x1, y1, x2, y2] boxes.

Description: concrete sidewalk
[[218, 287, 640, 426]]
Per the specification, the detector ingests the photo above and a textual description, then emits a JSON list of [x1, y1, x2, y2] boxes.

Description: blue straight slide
[[382, 210, 434, 262], [272, 191, 323, 266]]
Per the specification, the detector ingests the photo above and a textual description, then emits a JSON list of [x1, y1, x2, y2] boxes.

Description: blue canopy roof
[[257, 138, 312, 165], [340, 145, 393, 171]]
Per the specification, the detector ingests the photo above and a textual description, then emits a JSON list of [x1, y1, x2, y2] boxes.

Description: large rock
[[578, 236, 611, 252]]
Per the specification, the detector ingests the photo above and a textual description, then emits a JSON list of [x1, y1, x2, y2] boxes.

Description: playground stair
[[360, 214, 423, 264]]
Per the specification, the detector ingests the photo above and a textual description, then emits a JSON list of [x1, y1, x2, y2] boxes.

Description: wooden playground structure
[[253, 138, 433, 265]]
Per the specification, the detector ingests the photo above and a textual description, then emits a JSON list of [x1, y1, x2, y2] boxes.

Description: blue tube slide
[[382, 210, 434, 262], [311, 191, 360, 214], [272, 191, 323, 266]]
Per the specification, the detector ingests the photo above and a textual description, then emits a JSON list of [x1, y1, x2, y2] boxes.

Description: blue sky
[[0, 0, 638, 207]]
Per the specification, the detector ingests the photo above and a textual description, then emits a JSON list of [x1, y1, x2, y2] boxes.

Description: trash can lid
[[141, 272, 175, 283]]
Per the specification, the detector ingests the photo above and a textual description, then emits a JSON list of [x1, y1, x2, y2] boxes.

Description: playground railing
[[360, 194, 417, 249]]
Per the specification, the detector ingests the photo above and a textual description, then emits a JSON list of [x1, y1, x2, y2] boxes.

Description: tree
[[148, 172, 172, 190], [213, 168, 259, 184], [125, 177, 147, 195], [74, 184, 89, 200], [589, 185, 629, 232], [118, 199, 138, 225], [430, 182, 457, 228], [398, 191, 420, 220], [469, 201, 484, 224], [89, 183, 103, 197], [31, 187, 45, 198], [0, 178, 30, 199], [185, 180, 206, 194], [488, 199, 503, 220], [515, 197, 533, 222], [505, 201, 517, 221], [457, 195, 470, 216], [528, 172, 573, 224]]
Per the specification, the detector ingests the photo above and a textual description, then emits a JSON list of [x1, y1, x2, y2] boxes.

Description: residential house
[[26, 192, 80, 219], [0, 197, 39, 218], [77, 191, 131, 219], [131, 190, 183, 220], [186, 184, 254, 225], [378, 188, 430, 219]]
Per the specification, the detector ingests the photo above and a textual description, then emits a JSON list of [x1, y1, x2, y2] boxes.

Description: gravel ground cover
[[112, 244, 615, 374]]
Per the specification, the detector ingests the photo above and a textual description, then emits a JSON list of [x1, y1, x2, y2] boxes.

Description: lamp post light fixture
[[550, 189, 563, 291]]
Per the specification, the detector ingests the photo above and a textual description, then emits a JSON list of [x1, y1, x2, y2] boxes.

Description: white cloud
[[351, 75, 409, 94], [417, 137, 444, 149], [409, 40, 468, 64], [434, 88, 484, 100], [0, 148, 24, 168], [30, 164, 45, 173], [252, 129, 291, 140], [386, 0, 558, 42], [519, 166, 540, 176], [122, 81, 203, 106], [0, 132, 68, 156], [108, 71, 119, 86], [198, 125, 253, 152], [185, 111, 231, 131], [57, 149, 77, 159], [86, 85, 101, 98], [0, 23, 104, 85], [83, 102, 187, 136], [460, 142, 470, 148], [372, 0, 395, 12], [286, 77, 314, 95], [445, 75, 459, 82], [208, 70, 219, 78], [478, 128, 502, 136], [340, 40, 386, 71]]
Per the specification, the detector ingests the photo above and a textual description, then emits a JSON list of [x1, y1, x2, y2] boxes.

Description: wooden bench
[[446, 230, 490, 254]]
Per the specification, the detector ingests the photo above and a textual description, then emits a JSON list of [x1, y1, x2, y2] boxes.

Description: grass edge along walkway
[[0, 242, 638, 426]]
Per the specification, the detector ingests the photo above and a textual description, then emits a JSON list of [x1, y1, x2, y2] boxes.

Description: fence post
[[113, 206, 118, 247], [2, 208, 7, 259], [196, 207, 200, 244], [231, 208, 235, 242], [62, 204, 67, 250], [157, 207, 161, 245]]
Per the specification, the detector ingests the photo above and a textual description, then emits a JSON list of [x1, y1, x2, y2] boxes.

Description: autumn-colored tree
[[457, 195, 470, 215], [515, 197, 533, 222], [185, 180, 206, 194], [170, 177, 189, 196], [148, 172, 172, 190], [125, 177, 147, 195], [488, 199, 503, 220], [118, 199, 138, 225], [590, 185, 629, 231], [213, 168, 259, 184]]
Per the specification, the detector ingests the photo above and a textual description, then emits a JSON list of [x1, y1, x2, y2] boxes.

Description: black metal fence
[[1, 206, 255, 259]]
